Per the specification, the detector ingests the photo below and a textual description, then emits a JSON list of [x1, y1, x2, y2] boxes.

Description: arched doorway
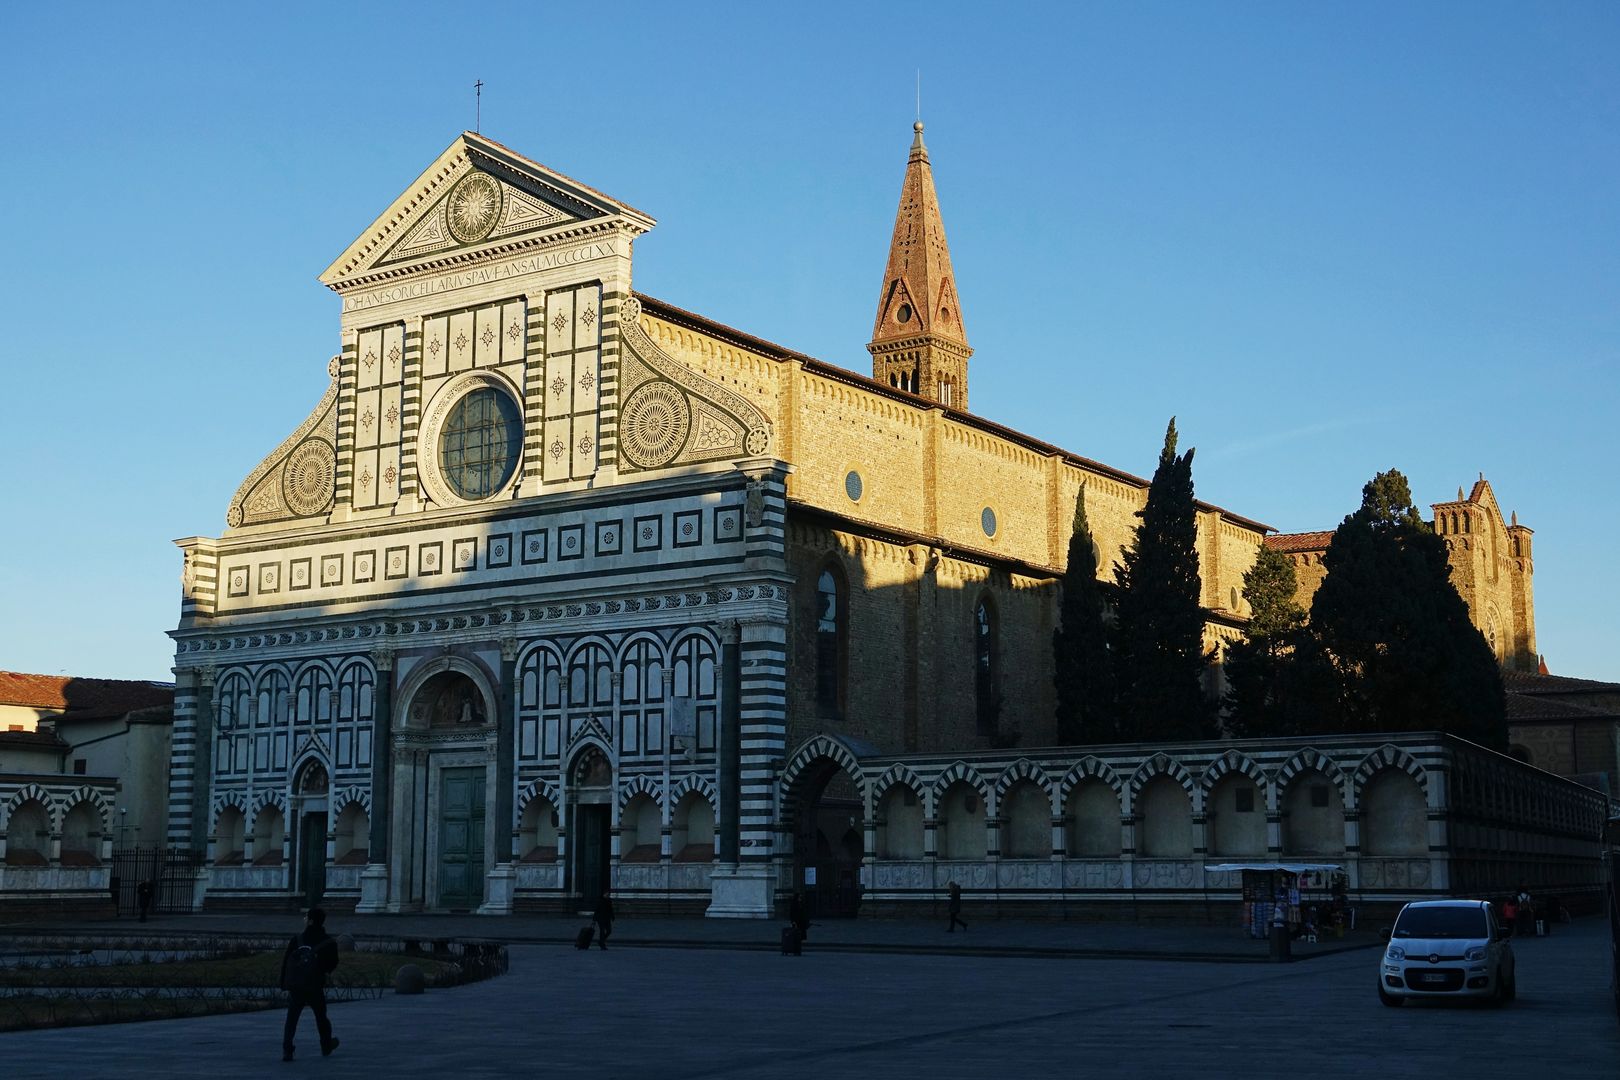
[[293, 760, 329, 910], [786, 757, 865, 918], [567, 747, 613, 905], [391, 664, 498, 912]]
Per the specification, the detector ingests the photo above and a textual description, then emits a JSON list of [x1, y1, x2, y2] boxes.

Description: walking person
[[135, 879, 153, 923], [946, 881, 967, 933], [593, 890, 615, 951], [1514, 884, 1536, 938], [280, 907, 340, 1062], [788, 891, 810, 944]]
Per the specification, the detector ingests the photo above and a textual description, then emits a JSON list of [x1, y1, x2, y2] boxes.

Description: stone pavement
[[1, 909, 1379, 962], [2, 917, 1614, 1078]]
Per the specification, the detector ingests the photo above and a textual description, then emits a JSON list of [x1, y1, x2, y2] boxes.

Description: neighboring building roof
[[635, 292, 1275, 534], [1263, 531, 1336, 555], [1505, 694, 1609, 722], [0, 729, 70, 752], [0, 671, 174, 721], [1501, 670, 1620, 696]]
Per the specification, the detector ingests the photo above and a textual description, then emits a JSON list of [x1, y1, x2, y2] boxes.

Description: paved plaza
[[3, 918, 1615, 1078]]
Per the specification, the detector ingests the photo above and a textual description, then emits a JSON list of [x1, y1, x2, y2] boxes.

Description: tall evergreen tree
[[1053, 484, 1117, 743], [1222, 544, 1313, 737], [1308, 469, 1507, 748], [1113, 419, 1216, 741]]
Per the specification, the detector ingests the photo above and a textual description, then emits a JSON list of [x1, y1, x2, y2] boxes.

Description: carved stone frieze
[[172, 583, 786, 654]]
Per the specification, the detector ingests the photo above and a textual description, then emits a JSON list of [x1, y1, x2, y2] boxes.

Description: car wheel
[[1500, 969, 1516, 1003], [1378, 983, 1404, 1008]]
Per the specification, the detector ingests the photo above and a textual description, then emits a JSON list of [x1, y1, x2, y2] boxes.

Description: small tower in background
[[869, 121, 973, 410]]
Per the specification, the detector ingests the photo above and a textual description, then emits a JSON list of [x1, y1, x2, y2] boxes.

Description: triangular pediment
[[320, 132, 655, 288]]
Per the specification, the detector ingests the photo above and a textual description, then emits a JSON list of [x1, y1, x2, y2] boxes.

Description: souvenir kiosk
[[1206, 862, 1346, 940]]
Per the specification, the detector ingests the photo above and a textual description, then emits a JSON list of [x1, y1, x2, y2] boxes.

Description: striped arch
[[250, 789, 288, 824], [563, 732, 614, 781], [1129, 753, 1195, 805], [290, 656, 337, 683], [290, 747, 331, 788], [1200, 750, 1268, 792], [616, 773, 664, 816], [670, 773, 717, 809], [252, 661, 296, 692], [332, 786, 371, 815], [1276, 747, 1347, 793], [668, 625, 722, 659], [871, 764, 929, 815], [779, 734, 867, 805], [992, 759, 1056, 816], [333, 656, 374, 680], [1058, 756, 1123, 804], [614, 629, 670, 667], [2, 784, 56, 830], [64, 786, 115, 834], [517, 778, 561, 816], [212, 791, 249, 834], [516, 639, 564, 671], [562, 633, 617, 668], [212, 790, 249, 816], [1352, 744, 1429, 803], [931, 760, 991, 808]]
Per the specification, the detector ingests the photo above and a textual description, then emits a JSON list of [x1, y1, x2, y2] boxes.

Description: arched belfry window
[[814, 564, 846, 717], [974, 596, 999, 735]]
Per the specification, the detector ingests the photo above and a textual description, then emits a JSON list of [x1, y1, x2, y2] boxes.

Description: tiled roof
[[1263, 531, 1335, 554], [0, 671, 173, 719], [634, 293, 1278, 533], [1505, 694, 1608, 722], [1501, 670, 1620, 695], [0, 729, 70, 751]]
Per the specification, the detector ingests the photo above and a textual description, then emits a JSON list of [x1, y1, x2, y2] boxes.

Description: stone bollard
[[336, 933, 357, 953], [394, 963, 427, 995]]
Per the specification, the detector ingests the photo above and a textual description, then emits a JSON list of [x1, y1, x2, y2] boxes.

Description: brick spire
[[868, 121, 973, 410]]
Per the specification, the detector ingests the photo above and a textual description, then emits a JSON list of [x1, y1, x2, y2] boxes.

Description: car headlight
[[1464, 946, 1487, 962], [1386, 946, 1405, 961]]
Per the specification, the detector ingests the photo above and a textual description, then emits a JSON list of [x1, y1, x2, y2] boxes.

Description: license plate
[[1419, 973, 1447, 983]]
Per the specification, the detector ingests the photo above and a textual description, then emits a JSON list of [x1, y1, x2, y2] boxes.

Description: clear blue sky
[[2, 2, 1615, 683]]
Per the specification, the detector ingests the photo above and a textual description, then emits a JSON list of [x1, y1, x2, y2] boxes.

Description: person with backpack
[[280, 907, 340, 1061], [946, 881, 968, 933]]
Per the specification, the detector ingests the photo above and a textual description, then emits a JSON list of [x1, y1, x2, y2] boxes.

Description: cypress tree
[[1053, 484, 1117, 743], [1222, 543, 1311, 737], [1309, 469, 1507, 748], [1113, 419, 1216, 741]]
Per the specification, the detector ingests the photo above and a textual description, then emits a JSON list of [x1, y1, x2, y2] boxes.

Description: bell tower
[[868, 121, 972, 410]]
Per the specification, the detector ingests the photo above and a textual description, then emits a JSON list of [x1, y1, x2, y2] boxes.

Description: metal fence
[[109, 849, 205, 917]]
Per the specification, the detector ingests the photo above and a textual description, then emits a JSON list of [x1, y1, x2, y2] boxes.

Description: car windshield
[[1393, 907, 1488, 939]]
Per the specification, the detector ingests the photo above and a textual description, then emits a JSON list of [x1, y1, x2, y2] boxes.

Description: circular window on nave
[[438, 386, 522, 500]]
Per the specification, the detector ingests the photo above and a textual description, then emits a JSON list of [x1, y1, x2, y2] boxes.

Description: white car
[[1379, 899, 1516, 1006]]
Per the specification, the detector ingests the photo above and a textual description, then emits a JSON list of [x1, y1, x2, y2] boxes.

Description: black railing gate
[[109, 848, 205, 916]]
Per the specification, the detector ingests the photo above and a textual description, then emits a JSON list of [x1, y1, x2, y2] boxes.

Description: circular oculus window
[[845, 470, 863, 502], [896, 302, 913, 324], [418, 372, 526, 505], [981, 506, 998, 538], [438, 387, 522, 499]]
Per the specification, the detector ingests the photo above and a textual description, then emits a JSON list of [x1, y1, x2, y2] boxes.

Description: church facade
[[168, 128, 1604, 918]]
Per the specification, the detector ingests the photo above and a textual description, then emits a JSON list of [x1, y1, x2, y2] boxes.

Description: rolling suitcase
[[780, 926, 802, 956], [575, 926, 595, 950]]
